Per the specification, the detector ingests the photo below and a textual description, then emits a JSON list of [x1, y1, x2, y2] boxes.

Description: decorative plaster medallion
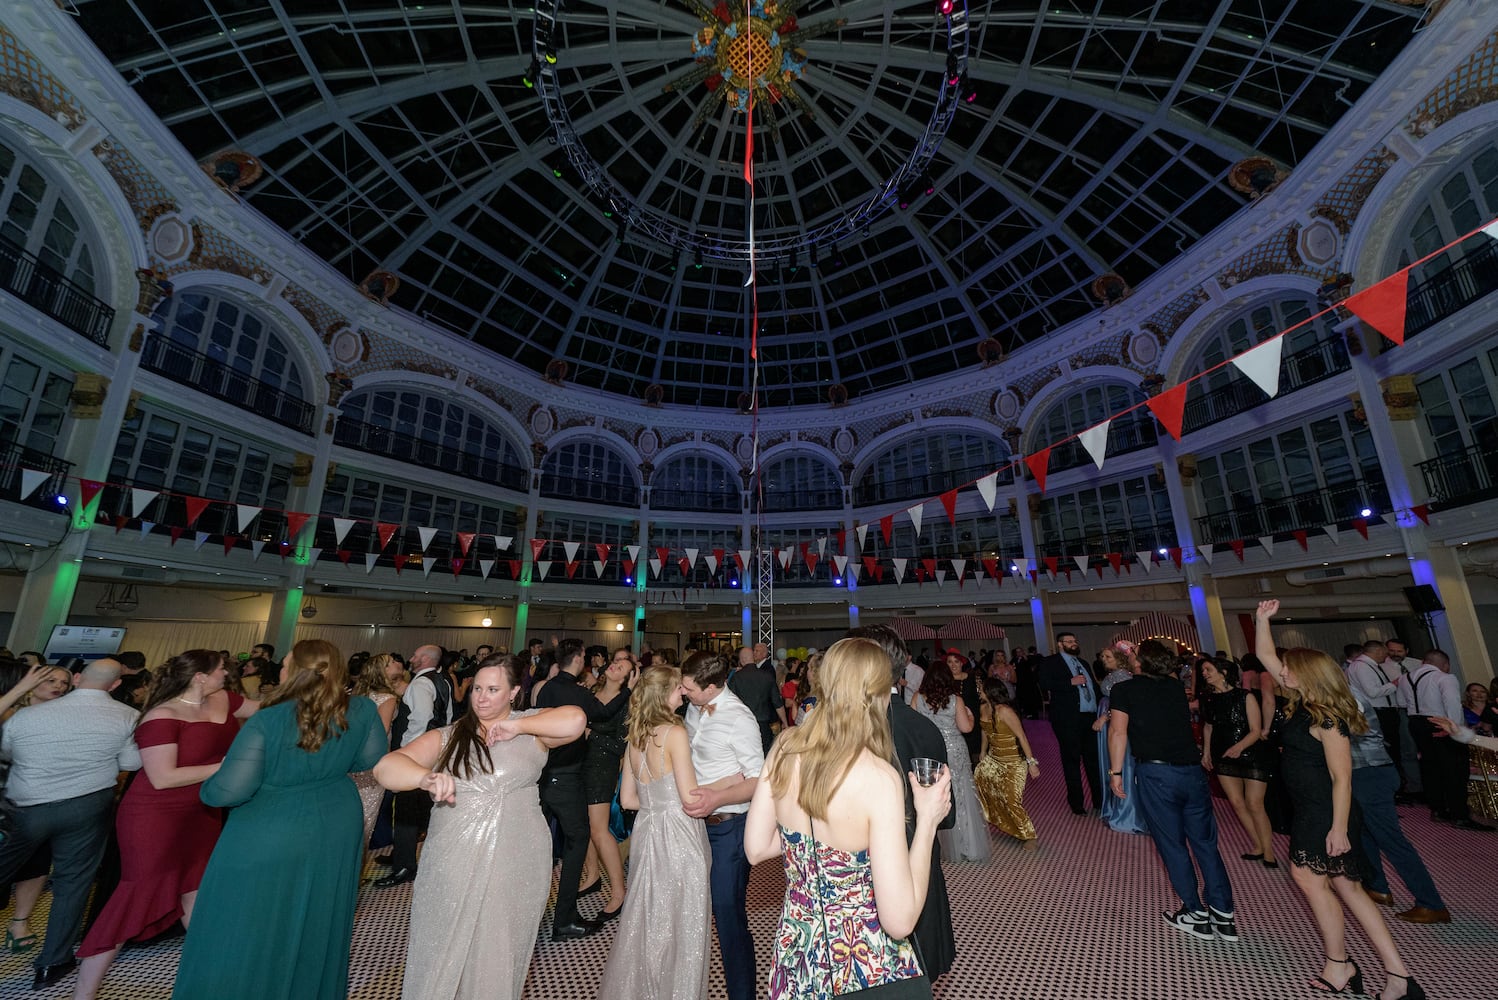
[[832, 428, 855, 457], [1127, 330, 1160, 366], [328, 326, 366, 365], [638, 429, 660, 457], [529, 406, 555, 436], [1298, 218, 1341, 267], [149, 213, 194, 263], [735, 435, 755, 462], [993, 389, 1022, 421]]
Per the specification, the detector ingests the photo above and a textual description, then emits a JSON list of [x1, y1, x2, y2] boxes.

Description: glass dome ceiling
[[77, 1, 1425, 408]]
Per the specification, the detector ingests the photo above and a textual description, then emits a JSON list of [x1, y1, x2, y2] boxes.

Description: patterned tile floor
[[2, 722, 1492, 999]]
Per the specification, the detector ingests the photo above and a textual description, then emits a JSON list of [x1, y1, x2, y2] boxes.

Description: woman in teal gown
[[1094, 645, 1146, 834], [172, 639, 387, 1000]]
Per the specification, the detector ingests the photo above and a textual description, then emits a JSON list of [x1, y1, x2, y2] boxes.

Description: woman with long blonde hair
[[171, 640, 387, 1000], [1256, 601, 1424, 1000], [746, 638, 951, 999], [596, 665, 712, 998]]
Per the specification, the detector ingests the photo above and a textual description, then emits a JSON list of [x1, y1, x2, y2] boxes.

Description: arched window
[[145, 291, 315, 433], [338, 387, 527, 489], [0, 137, 99, 294], [855, 430, 1011, 506], [1031, 383, 1156, 472], [651, 453, 741, 512], [1394, 140, 1498, 333], [0, 343, 73, 506], [541, 439, 638, 506], [1036, 474, 1176, 554], [759, 453, 842, 512]]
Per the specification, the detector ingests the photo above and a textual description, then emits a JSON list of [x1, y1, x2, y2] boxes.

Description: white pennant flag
[[1074, 555, 1089, 573], [495, 535, 513, 552], [536, 560, 551, 581], [856, 523, 868, 548], [333, 518, 356, 545], [627, 544, 641, 563], [309, 547, 322, 563], [365, 553, 379, 574], [1258, 535, 1274, 556], [138, 521, 155, 539], [1014, 557, 1029, 575], [564, 540, 581, 562], [1485, 219, 1498, 242], [935, 569, 947, 587], [908, 503, 923, 536], [815, 536, 826, 557], [1197, 543, 1214, 565], [1079, 420, 1111, 471], [705, 554, 719, 573], [892, 557, 907, 583], [950, 557, 966, 580], [649, 557, 664, 578], [683, 547, 698, 568], [592, 559, 606, 577], [777, 548, 792, 570], [975, 568, 987, 585], [194, 531, 210, 551], [422, 557, 436, 578], [479, 559, 494, 580], [1136, 551, 1153, 574], [736, 548, 750, 569], [251, 539, 266, 560], [1321, 523, 1339, 545], [975, 472, 998, 512], [832, 554, 848, 576], [131, 487, 159, 518], [1232, 336, 1285, 398], [418, 526, 438, 551], [19, 468, 50, 500], [236, 504, 261, 533]]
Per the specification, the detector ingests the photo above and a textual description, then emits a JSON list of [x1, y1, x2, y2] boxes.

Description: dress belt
[[705, 813, 739, 826]]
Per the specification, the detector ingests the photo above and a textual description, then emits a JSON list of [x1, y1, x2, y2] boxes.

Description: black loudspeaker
[[1403, 584, 1444, 614]]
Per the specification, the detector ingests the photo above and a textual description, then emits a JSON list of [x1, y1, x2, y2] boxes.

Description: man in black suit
[[728, 644, 788, 754], [847, 624, 956, 980], [1037, 630, 1104, 815]]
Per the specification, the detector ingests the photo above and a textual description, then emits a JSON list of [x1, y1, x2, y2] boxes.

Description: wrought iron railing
[[1417, 441, 1498, 510], [1183, 337, 1351, 434], [853, 462, 1015, 507], [335, 416, 530, 492], [538, 472, 639, 508], [1405, 237, 1498, 337], [1049, 418, 1157, 473], [650, 487, 742, 513], [142, 336, 316, 435], [753, 487, 844, 513], [0, 439, 72, 512], [0, 237, 113, 347], [1195, 479, 1390, 545], [1037, 521, 1180, 560]]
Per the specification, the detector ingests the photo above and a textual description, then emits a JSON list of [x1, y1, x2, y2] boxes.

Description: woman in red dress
[[72, 649, 258, 999]]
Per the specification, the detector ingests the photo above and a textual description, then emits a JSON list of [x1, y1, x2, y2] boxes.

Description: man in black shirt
[[727, 644, 787, 754], [533, 637, 603, 940], [1109, 640, 1237, 943]]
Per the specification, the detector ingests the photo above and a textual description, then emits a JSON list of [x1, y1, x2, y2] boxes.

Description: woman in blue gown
[[1094, 644, 1146, 834]]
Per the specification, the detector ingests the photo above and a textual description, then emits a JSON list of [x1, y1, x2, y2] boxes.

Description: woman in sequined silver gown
[[596, 666, 711, 1000], [374, 658, 587, 1000]]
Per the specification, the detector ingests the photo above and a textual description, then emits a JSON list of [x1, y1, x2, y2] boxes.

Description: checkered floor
[[2, 722, 1491, 999]]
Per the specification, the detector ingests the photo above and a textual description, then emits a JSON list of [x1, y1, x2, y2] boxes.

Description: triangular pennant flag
[[1258, 535, 1275, 556], [777, 548, 792, 570], [376, 523, 399, 550], [593, 559, 606, 577], [495, 534, 513, 552], [621, 559, 636, 578], [333, 517, 356, 545], [1025, 448, 1052, 493], [1073, 555, 1088, 573], [365, 552, 379, 574], [596, 543, 613, 562], [236, 504, 261, 533], [974, 568, 986, 586], [976, 472, 998, 512], [451, 557, 465, 579], [138, 521, 156, 539], [880, 515, 894, 545], [1078, 420, 1111, 470], [224, 534, 239, 556], [250, 539, 267, 560], [804, 551, 819, 575], [532, 538, 550, 561], [170, 526, 184, 545], [909, 503, 924, 536], [187, 529, 209, 551], [1321, 524, 1338, 545], [1107, 552, 1123, 574], [655, 546, 671, 568], [1411, 504, 1429, 525], [892, 557, 907, 583], [1029, 570, 1039, 584], [1352, 518, 1368, 539], [1146, 383, 1189, 441], [1230, 539, 1246, 561], [422, 557, 436, 578], [1096, 565, 1105, 579], [626, 544, 641, 563], [564, 540, 581, 563], [79, 479, 104, 511], [418, 526, 438, 551], [935, 569, 947, 587], [479, 558, 495, 580], [950, 557, 966, 581], [862, 556, 878, 580], [856, 523, 869, 547], [1197, 543, 1214, 565], [678, 557, 692, 577], [285, 512, 311, 540], [309, 547, 322, 563], [114, 512, 128, 534], [1343, 271, 1410, 346], [1168, 547, 1183, 569], [939, 490, 958, 525], [1232, 335, 1284, 398], [536, 560, 552, 581], [683, 546, 698, 568], [833, 554, 848, 576], [982, 557, 999, 579], [392, 553, 408, 573], [19, 468, 50, 500], [815, 537, 826, 558], [1043, 556, 1059, 578], [1135, 551, 1152, 574], [337, 549, 353, 565], [1485, 219, 1498, 242], [1293, 529, 1309, 551], [735, 549, 748, 570], [456, 531, 476, 556], [706, 553, 719, 574], [649, 556, 664, 578], [566, 560, 581, 579], [835, 530, 846, 552], [1014, 558, 1030, 575], [508, 559, 521, 579], [130, 487, 159, 518], [184, 496, 212, 530]]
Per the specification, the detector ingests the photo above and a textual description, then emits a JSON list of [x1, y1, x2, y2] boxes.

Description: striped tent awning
[[1113, 612, 1201, 653], [937, 615, 1007, 641], [883, 617, 938, 641]]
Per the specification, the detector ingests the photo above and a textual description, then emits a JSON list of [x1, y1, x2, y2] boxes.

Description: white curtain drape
[[118, 620, 267, 669]]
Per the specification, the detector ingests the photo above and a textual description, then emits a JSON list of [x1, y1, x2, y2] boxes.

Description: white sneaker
[[1163, 906, 1214, 940]]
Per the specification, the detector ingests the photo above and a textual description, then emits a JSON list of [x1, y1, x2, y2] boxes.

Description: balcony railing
[[650, 487, 742, 512], [336, 416, 530, 493], [538, 473, 639, 507], [1417, 441, 1498, 510], [1406, 236, 1498, 337], [1183, 337, 1351, 434], [753, 487, 844, 513], [1038, 521, 1179, 559], [0, 439, 72, 513], [143, 336, 316, 435], [1195, 478, 1390, 546], [0, 237, 114, 347], [853, 462, 1015, 507], [1050, 418, 1157, 473]]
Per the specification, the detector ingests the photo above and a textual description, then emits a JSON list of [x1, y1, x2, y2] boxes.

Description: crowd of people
[[0, 610, 1489, 1000]]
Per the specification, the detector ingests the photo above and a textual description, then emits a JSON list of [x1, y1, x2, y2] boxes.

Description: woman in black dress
[[1199, 658, 1278, 868], [579, 647, 636, 920], [1255, 600, 1424, 1000]]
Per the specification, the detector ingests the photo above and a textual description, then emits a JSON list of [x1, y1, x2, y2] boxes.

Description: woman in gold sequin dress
[[374, 656, 586, 1000], [973, 676, 1040, 845]]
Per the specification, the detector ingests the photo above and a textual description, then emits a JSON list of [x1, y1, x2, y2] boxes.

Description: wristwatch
[[1109, 770, 1123, 776]]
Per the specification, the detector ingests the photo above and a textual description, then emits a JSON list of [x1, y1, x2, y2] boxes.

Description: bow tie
[[701, 703, 716, 716]]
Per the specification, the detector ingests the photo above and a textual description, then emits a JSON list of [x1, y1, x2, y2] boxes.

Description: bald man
[[0, 658, 140, 989], [375, 644, 455, 886]]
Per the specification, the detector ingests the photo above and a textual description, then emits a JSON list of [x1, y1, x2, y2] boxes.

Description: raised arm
[[1254, 599, 1287, 685], [0, 664, 51, 718], [489, 705, 587, 749], [868, 760, 950, 940]]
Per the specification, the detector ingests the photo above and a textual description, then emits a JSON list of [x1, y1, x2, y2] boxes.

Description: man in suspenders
[[1400, 651, 1492, 832]]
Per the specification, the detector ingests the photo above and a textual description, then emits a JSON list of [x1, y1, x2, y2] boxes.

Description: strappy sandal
[[5, 919, 37, 953], [1311, 956, 1364, 995]]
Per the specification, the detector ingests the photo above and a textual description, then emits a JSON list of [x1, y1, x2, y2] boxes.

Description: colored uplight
[[623, 576, 633, 584], [1158, 548, 1168, 555], [1360, 507, 1373, 518], [938, 0, 954, 15], [833, 577, 843, 585], [730, 578, 739, 587], [55, 494, 68, 506]]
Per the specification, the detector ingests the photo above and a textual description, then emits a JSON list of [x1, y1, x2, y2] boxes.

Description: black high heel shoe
[[578, 878, 602, 898], [1312, 956, 1363, 995], [1387, 973, 1426, 1000], [1241, 852, 1264, 862]]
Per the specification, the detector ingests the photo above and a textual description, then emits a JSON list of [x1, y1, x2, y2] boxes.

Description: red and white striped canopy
[[937, 615, 1007, 641], [1113, 612, 1201, 653], [883, 617, 938, 641]]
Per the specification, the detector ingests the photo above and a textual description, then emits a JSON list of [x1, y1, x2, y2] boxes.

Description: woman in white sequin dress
[[912, 657, 988, 863], [349, 653, 400, 848], [375, 657, 586, 1000]]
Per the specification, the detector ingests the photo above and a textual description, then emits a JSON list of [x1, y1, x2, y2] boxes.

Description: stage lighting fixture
[[923, 173, 935, 195], [55, 494, 68, 506], [694, 246, 704, 268], [789, 246, 798, 271], [615, 216, 628, 245], [810, 243, 820, 269], [938, 0, 954, 15], [946, 53, 959, 85], [1360, 507, 1373, 518], [544, 44, 557, 65], [522, 57, 540, 88]]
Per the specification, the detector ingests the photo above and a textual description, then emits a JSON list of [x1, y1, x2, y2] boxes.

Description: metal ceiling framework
[[72, 1, 1427, 408]]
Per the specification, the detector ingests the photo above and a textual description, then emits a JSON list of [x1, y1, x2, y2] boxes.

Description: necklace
[[176, 695, 204, 706]]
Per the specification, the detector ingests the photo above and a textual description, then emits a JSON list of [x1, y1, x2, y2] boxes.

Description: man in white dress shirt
[[679, 651, 764, 1000], [1346, 640, 1409, 776], [1400, 650, 1491, 831]]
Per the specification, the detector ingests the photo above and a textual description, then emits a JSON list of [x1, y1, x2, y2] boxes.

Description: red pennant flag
[[1167, 547, 1182, 568], [78, 479, 104, 511], [1096, 565, 1105, 579], [921, 558, 937, 580], [1343, 271, 1410, 346], [1410, 504, 1429, 525], [1029, 570, 1039, 584], [862, 555, 878, 579], [732, 551, 745, 571], [1043, 556, 1059, 577], [115, 512, 128, 534], [1107, 552, 1122, 574], [531, 538, 549, 561], [223, 534, 239, 555], [183, 495, 211, 529], [285, 512, 311, 540], [835, 530, 846, 552], [337, 549, 353, 564], [451, 558, 465, 579], [880, 516, 893, 545], [804, 551, 819, 575], [457, 532, 476, 556], [939, 489, 958, 525], [596, 543, 613, 562], [874, 564, 885, 582], [566, 560, 581, 580], [169, 526, 184, 545], [278, 541, 291, 559], [678, 557, 692, 577], [982, 557, 999, 579], [1293, 529, 1309, 550], [1353, 517, 1369, 539], [1025, 448, 1052, 493], [1146, 383, 1189, 441], [655, 546, 671, 567], [622, 559, 636, 577], [392, 554, 407, 573], [376, 523, 398, 550], [508, 559, 522, 579], [1229, 539, 1246, 561]]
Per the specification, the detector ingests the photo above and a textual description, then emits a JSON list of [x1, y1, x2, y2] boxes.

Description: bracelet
[[1025, 757, 1038, 766], [1110, 770, 1123, 776]]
